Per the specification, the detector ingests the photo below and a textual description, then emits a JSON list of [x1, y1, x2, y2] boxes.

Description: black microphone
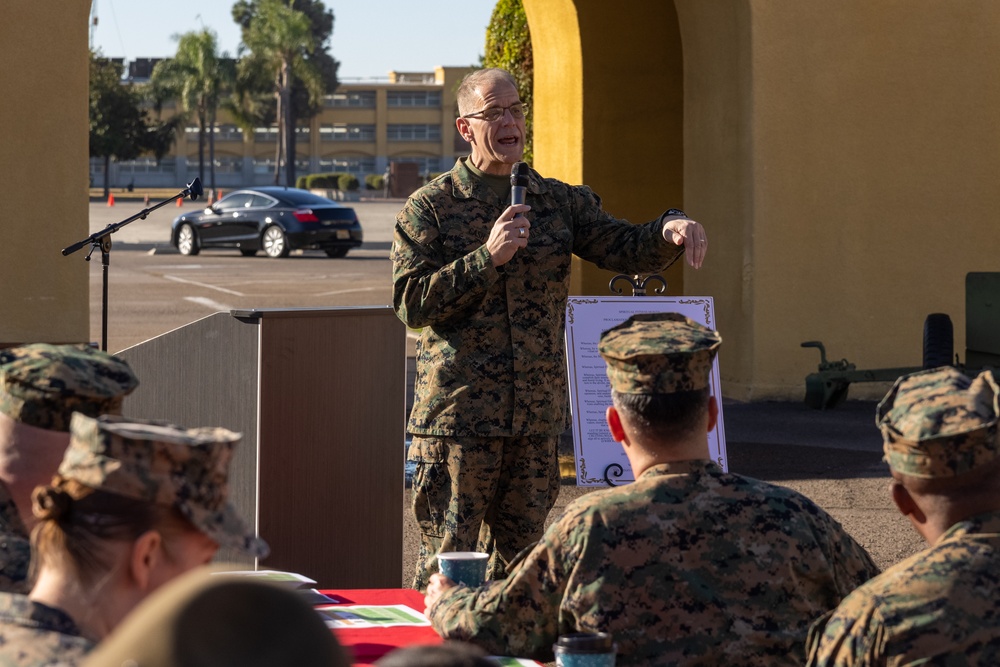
[[510, 162, 529, 206], [187, 177, 203, 201]]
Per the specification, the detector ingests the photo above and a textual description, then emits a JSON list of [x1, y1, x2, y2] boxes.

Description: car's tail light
[[293, 209, 320, 222]]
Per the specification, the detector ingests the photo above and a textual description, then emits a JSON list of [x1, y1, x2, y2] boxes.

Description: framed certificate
[[565, 296, 727, 486]]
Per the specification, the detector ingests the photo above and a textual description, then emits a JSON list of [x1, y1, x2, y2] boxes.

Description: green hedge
[[365, 174, 385, 190], [308, 173, 343, 189], [338, 173, 360, 192], [297, 172, 361, 191]]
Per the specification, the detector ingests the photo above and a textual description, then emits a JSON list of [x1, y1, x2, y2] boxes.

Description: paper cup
[[437, 551, 489, 587], [554, 632, 617, 667]]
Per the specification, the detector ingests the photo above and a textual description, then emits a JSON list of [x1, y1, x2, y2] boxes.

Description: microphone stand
[[62, 178, 203, 351]]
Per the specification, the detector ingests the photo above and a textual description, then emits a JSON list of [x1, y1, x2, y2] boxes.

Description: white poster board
[[565, 296, 727, 486]]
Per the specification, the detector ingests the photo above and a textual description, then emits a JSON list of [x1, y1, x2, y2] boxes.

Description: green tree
[[89, 52, 149, 197], [138, 73, 185, 166], [483, 0, 533, 164], [151, 30, 234, 191], [233, 0, 335, 186]]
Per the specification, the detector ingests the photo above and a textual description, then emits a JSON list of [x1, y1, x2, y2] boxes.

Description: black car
[[170, 187, 363, 258]]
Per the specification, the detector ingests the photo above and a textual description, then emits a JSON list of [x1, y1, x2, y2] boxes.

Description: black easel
[[62, 178, 203, 351]]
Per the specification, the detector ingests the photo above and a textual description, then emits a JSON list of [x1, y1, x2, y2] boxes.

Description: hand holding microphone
[[487, 162, 531, 267]]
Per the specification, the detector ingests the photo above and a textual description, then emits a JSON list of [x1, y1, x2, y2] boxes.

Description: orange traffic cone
[[206, 190, 214, 205], [176, 197, 183, 207], [217, 189, 224, 199], [107, 193, 115, 207]]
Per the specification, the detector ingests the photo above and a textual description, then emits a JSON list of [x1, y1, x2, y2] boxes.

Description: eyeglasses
[[462, 103, 529, 122]]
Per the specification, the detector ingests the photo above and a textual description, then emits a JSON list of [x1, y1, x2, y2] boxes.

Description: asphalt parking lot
[[83, 197, 404, 353]]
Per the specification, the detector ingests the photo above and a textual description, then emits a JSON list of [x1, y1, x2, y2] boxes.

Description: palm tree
[[239, 0, 324, 186], [151, 30, 231, 191]]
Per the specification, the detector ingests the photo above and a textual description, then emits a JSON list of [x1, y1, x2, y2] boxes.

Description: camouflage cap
[[60, 413, 269, 558], [598, 313, 721, 394], [877, 366, 1000, 478], [0, 343, 139, 432]]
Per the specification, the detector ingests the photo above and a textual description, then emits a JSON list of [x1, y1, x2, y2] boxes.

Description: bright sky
[[89, 0, 496, 80]]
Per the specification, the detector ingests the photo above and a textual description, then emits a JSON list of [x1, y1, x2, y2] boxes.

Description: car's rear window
[[276, 190, 339, 206]]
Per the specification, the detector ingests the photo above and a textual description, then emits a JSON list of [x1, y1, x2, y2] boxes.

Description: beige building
[[95, 65, 473, 190]]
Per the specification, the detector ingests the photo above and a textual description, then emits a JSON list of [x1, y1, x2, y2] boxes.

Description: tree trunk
[[103, 154, 111, 198], [198, 109, 206, 185], [209, 106, 217, 192], [285, 92, 296, 187], [279, 59, 295, 187], [273, 90, 283, 185]]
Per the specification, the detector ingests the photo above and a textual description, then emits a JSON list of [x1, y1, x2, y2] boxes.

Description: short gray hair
[[456, 68, 518, 116]]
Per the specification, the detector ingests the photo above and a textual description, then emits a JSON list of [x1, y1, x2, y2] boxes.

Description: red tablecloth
[[319, 588, 442, 666]]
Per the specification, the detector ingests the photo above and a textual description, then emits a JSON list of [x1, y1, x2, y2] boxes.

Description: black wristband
[[665, 208, 686, 217]]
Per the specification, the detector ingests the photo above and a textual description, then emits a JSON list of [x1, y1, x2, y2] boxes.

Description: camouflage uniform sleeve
[[805, 598, 884, 667], [391, 194, 500, 329], [428, 518, 578, 661], [566, 185, 685, 274], [814, 508, 881, 596]]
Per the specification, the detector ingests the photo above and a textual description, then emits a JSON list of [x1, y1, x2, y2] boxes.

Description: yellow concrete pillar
[[1, 1, 91, 345], [524, 0, 685, 297]]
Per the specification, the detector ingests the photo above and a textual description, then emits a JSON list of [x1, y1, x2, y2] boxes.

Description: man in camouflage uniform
[[0, 412, 268, 666], [423, 313, 878, 665], [0, 343, 138, 593], [806, 366, 1000, 665], [392, 67, 710, 589]]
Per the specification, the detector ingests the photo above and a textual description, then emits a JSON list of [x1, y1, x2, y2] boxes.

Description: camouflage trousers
[[408, 434, 561, 591]]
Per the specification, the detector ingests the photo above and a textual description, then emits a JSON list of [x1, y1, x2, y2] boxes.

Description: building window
[[387, 91, 442, 107], [186, 157, 243, 175], [254, 125, 279, 142], [390, 156, 442, 174], [320, 157, 377, 175], [251, 159, 309, 177], [324, 90, 376, 107], [188, 125, 242, 140], [252, 158, 276, 174], [296, 127, 310, 143], [387, 124, 441, 142], [109, 157, 177, 174], [214, 124, 244, 141], [321, 124, 375, 142]]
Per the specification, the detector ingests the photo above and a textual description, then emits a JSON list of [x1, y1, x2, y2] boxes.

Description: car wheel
[[177, 223, 200, 256], [240, 249, 258, 257], [324, 248, 349, 258], [262, 225, 290, 258]]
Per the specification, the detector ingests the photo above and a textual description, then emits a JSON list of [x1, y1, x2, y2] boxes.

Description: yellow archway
[[524, 0, 685, 296]]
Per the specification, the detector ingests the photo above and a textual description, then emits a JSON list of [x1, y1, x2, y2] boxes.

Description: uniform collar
[[450, 157, 548, 202], [639, 459, 721, 479], [0, 593, 84, 637], [938, 507, 1000, 544]]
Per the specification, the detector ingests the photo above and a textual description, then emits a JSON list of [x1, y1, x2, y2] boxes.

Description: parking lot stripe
[[183, 296, 236, 311], [164, 274, 245, 296], [315, 286, 384, 297]]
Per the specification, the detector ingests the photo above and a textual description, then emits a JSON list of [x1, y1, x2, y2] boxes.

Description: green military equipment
[[800, 341, 924, 410], [801, 272, 999, 409]]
